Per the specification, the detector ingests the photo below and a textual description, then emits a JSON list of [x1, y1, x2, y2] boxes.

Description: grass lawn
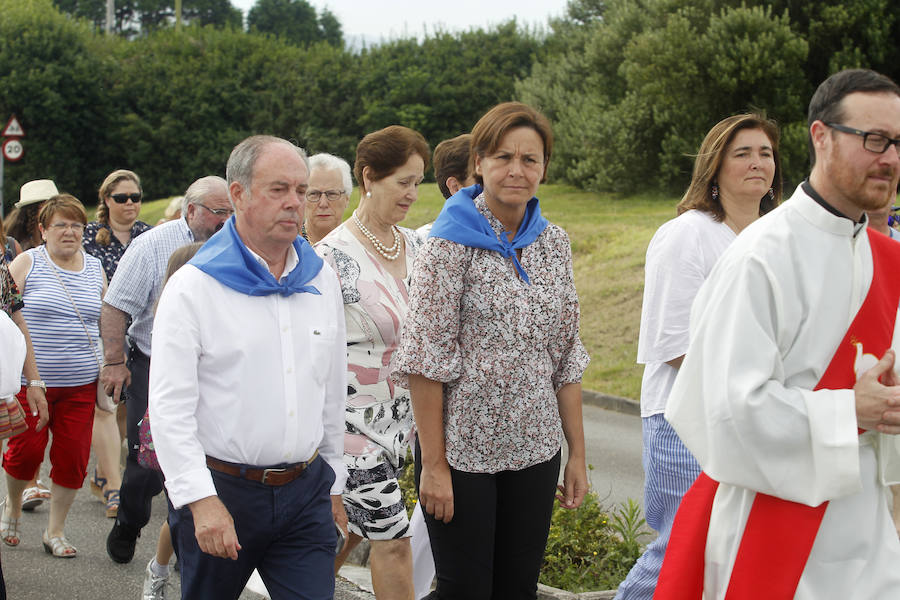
[[127, 184, 680, 400]]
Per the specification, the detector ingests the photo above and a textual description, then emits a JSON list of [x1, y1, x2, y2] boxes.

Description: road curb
[[582, 389, 640, 416], [538, 584, 617, 599]]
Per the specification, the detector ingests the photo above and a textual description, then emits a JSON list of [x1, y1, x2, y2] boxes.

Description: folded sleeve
[[548, 230, 589, 391], [637, 218, 708, 365], [392, 238, 467, 387]]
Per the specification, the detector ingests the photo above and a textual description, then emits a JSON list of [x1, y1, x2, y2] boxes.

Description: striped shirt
[[20, 246, 104, 387], [104, 217, 195, 356]]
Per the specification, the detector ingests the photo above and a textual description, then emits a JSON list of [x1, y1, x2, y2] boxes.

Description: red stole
[[654, 229, 900, 599]]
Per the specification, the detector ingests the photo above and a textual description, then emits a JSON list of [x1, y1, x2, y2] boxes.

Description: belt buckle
[[261, 467, 287, 485]]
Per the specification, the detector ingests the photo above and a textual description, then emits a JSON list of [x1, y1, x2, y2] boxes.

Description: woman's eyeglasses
[[110, 193, 142, 204], [306, 189, 345, 203], [48, 222, 85, 232]]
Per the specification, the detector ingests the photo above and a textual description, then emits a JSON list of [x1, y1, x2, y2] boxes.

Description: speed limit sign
[[2, 138, 23, 162]]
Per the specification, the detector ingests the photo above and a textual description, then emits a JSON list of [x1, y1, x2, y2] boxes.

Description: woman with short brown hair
[[3, 194, 107, 557], [394, 102, 590, 598]]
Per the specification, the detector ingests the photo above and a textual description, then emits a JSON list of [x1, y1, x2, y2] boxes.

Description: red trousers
[[3, 383, 95, 489]]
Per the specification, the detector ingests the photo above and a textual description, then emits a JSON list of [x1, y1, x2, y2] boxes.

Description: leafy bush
[[540, 494, 648, 592]]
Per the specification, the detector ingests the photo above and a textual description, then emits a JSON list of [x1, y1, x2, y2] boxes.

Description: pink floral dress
[[316, 224, 422, 471]]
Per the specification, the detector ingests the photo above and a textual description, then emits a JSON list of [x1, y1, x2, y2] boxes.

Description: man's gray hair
[[309, 153, 353, 198], [226, 136, 310, 197], [182, 175, 228, 214]]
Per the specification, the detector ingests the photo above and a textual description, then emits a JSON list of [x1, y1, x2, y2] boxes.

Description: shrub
[[540, 494, 648, 592]]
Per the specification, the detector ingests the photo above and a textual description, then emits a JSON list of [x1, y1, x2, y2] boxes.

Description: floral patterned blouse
[[0, 260, 23, 316], [392, 193, 589, 474], [83, 220, 152, 281], [316, 224, 423, 471]]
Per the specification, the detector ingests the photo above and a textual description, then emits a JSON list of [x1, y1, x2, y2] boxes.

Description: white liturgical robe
[[666, 185, 900, 599]]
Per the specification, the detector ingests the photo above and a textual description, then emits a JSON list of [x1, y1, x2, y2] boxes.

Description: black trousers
[[415, 441, 560, 600], [116, 345, 164, 534]]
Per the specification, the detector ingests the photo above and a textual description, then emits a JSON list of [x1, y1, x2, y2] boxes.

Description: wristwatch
[[26, 380, 46, 391]]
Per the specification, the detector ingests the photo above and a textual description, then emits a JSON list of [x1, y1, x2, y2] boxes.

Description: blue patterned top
[[83, 220, 152, 281]]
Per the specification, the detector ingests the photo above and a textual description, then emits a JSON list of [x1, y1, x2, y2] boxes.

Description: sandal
[[42, 530, 76, 558], [21, 485, 44, 512], [89, 469, 107, 501], [104, 489, 120, 519], [35, 480, 51, 498], [1, 500, 20, 547]]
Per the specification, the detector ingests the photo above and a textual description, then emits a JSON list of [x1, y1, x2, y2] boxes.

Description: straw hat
[[15, 179, 59, 209]]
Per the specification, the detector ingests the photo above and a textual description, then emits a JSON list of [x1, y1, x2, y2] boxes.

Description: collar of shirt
[[801, 180, 868, 237], [244, 244, 299, 283]]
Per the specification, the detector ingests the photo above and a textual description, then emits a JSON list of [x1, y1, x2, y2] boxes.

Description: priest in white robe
[[657, 69, 900, 599]]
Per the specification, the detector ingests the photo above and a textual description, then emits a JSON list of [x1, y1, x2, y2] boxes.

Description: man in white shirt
[[102, 176, 232, 566], [657, 69, 900, 599], [149, 135, 348, 599]]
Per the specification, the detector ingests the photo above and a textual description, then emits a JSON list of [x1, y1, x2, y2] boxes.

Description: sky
[[230, 0, 571, 42]]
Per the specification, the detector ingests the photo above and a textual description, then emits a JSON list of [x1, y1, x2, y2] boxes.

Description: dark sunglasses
[[110, 193, 142, 204]]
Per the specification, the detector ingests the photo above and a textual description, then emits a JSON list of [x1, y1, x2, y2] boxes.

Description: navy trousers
[[116, 346, 164, 535], [176, 455, 337, 600]]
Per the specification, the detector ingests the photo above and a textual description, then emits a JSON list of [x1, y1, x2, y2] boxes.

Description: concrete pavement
[[0, 400, 644, 598]]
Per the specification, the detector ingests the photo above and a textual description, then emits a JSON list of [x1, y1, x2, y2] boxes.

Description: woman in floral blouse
[[393, 102, 590, 599], [81, 169, 150, 519]]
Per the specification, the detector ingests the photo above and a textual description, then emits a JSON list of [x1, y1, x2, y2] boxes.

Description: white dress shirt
[[149, 243, 348, 509]]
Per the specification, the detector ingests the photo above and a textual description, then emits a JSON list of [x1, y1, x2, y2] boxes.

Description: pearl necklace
[[353, 211, 402, 261]]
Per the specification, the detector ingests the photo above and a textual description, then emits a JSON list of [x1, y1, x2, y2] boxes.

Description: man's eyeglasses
[[824, 122, 900, 155], [195, 204, 234, 217], [109, 193, 142, 204], [306, 189, 345, 203]]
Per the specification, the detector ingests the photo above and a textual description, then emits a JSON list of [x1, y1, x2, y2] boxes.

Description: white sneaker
[[142, 559, 169, 600]]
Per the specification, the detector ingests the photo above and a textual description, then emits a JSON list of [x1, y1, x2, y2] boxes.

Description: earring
[[711, 183, 719, 201], [366, 191, 372, 198], [768, 188, 775, 201]]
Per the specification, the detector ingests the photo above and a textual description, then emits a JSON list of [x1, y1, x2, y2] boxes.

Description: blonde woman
[[83, 169, 151, 519]]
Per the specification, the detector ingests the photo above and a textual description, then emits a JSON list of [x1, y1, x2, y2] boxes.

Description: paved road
[[0, 405, 644, 598], [581, 403, 644, 510]]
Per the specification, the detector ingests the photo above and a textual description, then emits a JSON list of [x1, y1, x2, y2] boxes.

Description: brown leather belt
[[205, 450, 319, 486]]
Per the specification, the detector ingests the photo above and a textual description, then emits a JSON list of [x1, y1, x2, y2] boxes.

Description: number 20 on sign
[[2, 138, 23, 162]]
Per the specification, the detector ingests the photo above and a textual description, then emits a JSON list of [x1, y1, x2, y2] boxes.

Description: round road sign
[[2, 138, 23, 162]]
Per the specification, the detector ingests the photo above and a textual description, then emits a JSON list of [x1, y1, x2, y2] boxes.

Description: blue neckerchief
[[428, 184, 548, 284], [189, 216, 322, 296]]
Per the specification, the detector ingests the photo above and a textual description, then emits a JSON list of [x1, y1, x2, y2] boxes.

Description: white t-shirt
[[637, 209, 735, 417], [0, 310, 25, 399]]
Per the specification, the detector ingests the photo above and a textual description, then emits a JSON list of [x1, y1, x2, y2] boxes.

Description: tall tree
[[53, 0, 241, 35], [318, 8, 342, 48], [519, 0, 811, 191], [247, 0, 342, 48]]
